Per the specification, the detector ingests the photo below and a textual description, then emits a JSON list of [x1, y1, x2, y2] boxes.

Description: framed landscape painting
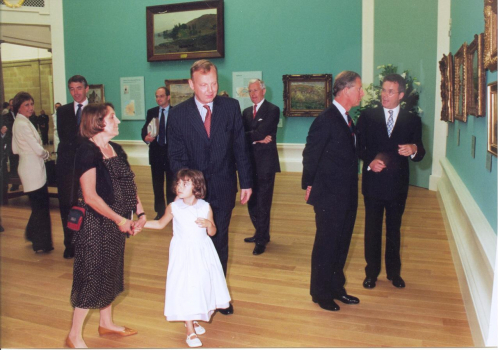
[[165, 79, 192, 106], [454, 43, 468, 122], [439, 53, 454, 122], [146, 0, 224, 62], [282, 74, 332, 117]]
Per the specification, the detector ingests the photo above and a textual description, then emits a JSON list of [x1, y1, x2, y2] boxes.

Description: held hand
[[132, 216, 146, 235], [369, 159, 386, 173], [144, 132, 155, 143], [240, 188, 252, 205], [305, 186, 312, 201], [255, 135, 272, 144], [398, 144, 417, 157], [117, 219, 134, 235]]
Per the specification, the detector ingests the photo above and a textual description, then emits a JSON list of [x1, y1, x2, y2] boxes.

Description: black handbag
[[67, 149, 86, 232]]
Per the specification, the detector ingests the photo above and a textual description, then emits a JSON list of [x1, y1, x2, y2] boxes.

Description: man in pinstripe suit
[[168, 60, 253, 315]]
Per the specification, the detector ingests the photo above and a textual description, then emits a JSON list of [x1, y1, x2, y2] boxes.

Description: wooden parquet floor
[[0, 167, 474, 348]]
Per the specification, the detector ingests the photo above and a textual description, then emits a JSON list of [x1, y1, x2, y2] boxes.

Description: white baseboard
[[116, 140, 305, 172], [437, 157, 497, 347]]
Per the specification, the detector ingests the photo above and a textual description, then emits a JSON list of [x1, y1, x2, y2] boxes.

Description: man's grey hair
[[333, 71, 361, 96], [248, 79, 266, 90]]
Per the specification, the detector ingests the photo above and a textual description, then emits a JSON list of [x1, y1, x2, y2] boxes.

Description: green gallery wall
[[62, 0, 496, 233], [447, 0, 497, 233], [62, 0, 362, 144]]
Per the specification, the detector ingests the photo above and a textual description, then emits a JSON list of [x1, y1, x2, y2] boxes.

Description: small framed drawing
[[487, 81, 497, 156], [146, 0, 224, 62], [87, 84, 105, 104], [282, 74, 332, 117], [454, 43, 467, 122], [467, 33, 486, 117], [165, 79, 192, 106], [439, 53, 454, 122], [484, 0, 497, 71]]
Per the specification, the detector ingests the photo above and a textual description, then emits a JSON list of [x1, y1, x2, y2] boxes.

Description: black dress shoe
[[244, 236, 256, 243], [335, 294, 360, 304], [312, 297, 340, 311], [388, 275, 405, 288], [217, 303, 233, 315], [253, 243, 266, 255], [63, 247, 75, 259], [363, 277, 377, 289]]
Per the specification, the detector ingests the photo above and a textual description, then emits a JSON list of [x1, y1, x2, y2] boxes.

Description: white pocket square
[[258, 118, 263, 121]]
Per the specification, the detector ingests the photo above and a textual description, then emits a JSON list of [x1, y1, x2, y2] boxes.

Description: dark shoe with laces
[[312, 297, 340, 311], [388, 275, 405, 288], [363, 277, 377, 289]]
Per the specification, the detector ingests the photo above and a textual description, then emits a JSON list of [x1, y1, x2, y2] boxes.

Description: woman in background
[[11, 91, 53, 252]]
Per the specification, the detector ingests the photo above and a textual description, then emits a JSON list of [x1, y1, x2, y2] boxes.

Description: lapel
[[390, 108, 408, 139], [187, 98, 210, 140], [210, 96, 224, 140], [331, 104, 355, 150]]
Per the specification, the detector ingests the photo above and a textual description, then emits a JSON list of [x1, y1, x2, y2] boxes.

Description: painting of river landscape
[[146, 1, 225, 62]]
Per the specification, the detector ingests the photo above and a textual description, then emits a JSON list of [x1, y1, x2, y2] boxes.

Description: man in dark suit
[[357, 73, 425, 289], [38, 110, 50, 145], [3, 99, 19, 191], [141, 87, 175, 220], [168, 59, 253, 315], [302, 71, 363, 312], [56, 75, 89, 259], [241, 79, 280, 256]]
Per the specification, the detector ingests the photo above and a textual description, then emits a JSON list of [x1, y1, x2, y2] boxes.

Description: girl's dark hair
[[79, 102, 115, 138], [174, 168, 206, 199]]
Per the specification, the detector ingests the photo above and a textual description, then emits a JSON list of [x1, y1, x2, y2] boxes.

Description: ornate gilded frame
[[282, 74, 332, 117], [454, 43, 468, 122], [488, 82, 497, 156], [484, 0, 497, 71], [87, 84, 105, 104], [439, 53, 454, 122], [467, 33, 486, 117]]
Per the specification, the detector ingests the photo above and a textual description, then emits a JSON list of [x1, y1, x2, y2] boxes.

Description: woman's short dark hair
[[173, 168, 206, 199], [12, 91, 34, 115], [79, 102, 115, 139]]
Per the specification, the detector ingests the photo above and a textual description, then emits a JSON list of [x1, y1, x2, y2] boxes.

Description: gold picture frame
[[484, 0, 497, 71], [487, 81, 497, 156], [467, 33, 486, 117], [87, 84, 105, 104], [164, 79, 192, 106], [282, 74, 332, 117], [439, 53, 454, 122], [454, 43, 468, 122]]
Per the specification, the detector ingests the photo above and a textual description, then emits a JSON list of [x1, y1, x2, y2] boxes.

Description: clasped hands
[[117, 216, 147, 236], [369, 144, 417, 173]]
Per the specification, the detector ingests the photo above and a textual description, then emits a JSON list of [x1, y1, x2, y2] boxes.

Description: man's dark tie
[[203, 105, 211, 138], [158, 108, 166, 146], [346, 112, 355, 137], [253, 105, 257, 119], [76, 104, 83, 125]]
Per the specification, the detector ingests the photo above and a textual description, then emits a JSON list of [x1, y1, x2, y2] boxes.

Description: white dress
[[165, 199, 231, 321]]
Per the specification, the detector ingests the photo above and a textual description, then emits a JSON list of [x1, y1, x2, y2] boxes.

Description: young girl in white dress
[[145, 169, 231, 348]]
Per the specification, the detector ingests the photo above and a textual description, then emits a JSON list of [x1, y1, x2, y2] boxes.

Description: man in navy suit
[[168, 59, 253, 315], [56, 75, 89, 259], [302, 71, 363, 312], [357, 73, 425, 289], [242, 79, 280, 256], [141, 87, 175, 220]]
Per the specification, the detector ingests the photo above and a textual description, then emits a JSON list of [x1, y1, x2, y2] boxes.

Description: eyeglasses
[[381, 89, 400, 97]]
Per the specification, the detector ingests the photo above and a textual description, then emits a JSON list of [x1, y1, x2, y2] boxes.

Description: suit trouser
[[209, 206, 233, 276], [9, 153, 19, 177], [150, 161, 175, 215], [247, 172, 276, 245], [310, 204, 357, 301], [363, 194, 407, 279], [56, 151, 78, 249], [26, 184, 53, 250]]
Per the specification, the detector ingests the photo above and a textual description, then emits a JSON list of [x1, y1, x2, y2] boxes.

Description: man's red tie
[[203, 105, 211, 138], [253, 104, 257, 118]]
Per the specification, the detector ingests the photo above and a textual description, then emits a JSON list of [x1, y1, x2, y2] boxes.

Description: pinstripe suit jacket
[[168, 96, 253, 210]]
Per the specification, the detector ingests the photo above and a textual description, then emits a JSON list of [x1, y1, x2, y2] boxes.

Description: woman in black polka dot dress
[[66, 103, 147, 349]]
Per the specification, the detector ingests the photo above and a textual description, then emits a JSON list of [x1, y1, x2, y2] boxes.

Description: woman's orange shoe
[[98, 326, 137, 337]]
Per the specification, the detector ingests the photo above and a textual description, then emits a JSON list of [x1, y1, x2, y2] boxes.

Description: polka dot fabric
[[70, 155, 137, 309]]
